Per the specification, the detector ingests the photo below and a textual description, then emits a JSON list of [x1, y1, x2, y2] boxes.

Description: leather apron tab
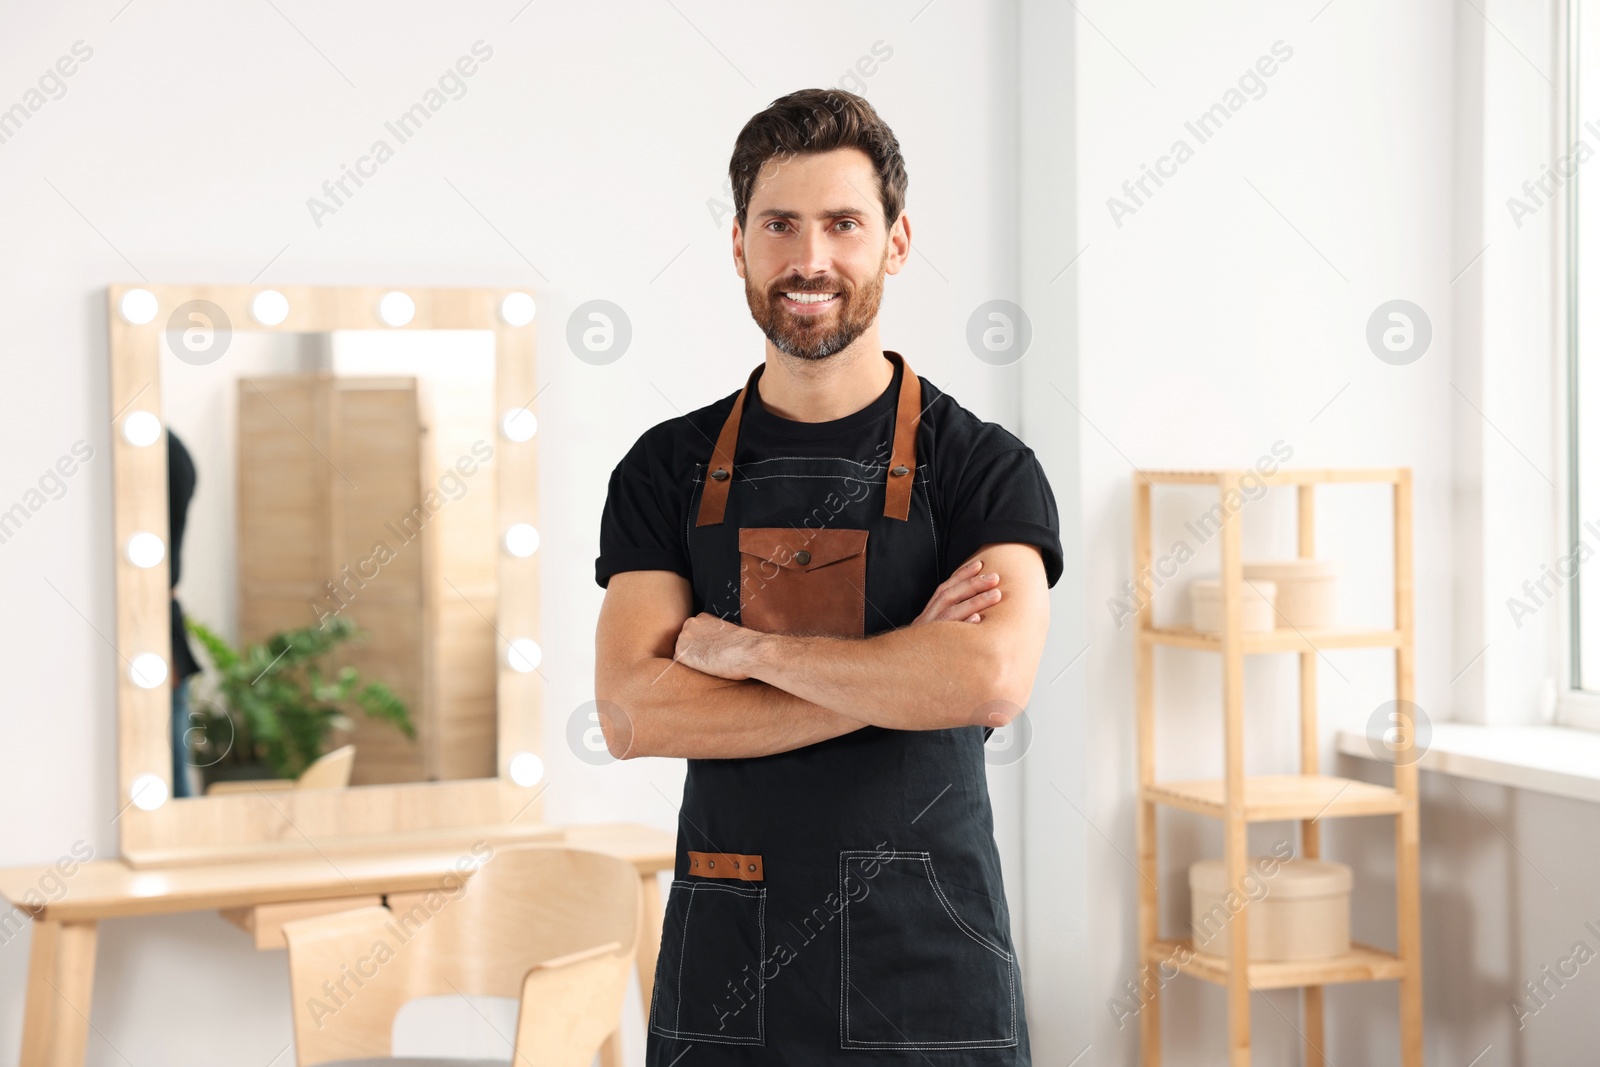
[[686, 850, 764, 881], [694, 351, 922, 527]]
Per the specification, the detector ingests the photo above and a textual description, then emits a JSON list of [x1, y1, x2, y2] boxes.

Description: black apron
[[644, 352, 1031, 1065]]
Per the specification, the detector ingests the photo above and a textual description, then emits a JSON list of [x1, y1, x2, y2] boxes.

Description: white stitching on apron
[[649, 879, 768, 1045], [838, 850, 1018, 1049]]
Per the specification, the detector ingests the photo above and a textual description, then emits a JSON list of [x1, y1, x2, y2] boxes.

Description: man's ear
[[732, 222, 746, 279], [885, 212, 911, 276]]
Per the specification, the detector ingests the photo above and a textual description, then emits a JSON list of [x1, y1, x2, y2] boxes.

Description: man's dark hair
[[729, 88, 908, 232]]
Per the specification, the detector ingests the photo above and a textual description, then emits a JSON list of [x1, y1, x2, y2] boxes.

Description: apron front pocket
[[739, 526, 868, 637], [839, 850, 1017, 1050], [649, 879, 768, 1045]]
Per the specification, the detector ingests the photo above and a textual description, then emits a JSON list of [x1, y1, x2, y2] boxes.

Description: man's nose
[[788, 226, 833, 281]]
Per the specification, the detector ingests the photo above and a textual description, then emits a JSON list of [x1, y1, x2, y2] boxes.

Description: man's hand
[[675, 611, 765, 680], [913, 557, 1001, 625]]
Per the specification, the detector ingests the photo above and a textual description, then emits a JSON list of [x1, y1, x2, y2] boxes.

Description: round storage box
[[1189, 856, 1352, 961], [1189, 579, 1277, 633], [1241, 559, 1337, 628]]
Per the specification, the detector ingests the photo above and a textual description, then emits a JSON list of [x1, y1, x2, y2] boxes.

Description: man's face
[[734, 146, 908, 361]]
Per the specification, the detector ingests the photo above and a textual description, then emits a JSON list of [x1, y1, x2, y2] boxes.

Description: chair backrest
[[283, 845, 641, 1066], [295, 744, 355, 790], [512, 940, 633, 1067]]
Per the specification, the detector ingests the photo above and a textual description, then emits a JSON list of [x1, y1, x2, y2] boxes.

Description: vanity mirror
[[108, 285, 549, 865]]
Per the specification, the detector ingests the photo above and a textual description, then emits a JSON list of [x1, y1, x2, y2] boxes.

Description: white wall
[[0, 2, 1025, 1064], [1032, 1, 1600, 1065], [1054, 0, 1455, 1058], [1016, 1, 1094, 1057], [1426, 1, 1600, 1062], [159, 330, 319, 643]]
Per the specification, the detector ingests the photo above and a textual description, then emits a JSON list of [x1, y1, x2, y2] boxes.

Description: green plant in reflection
[[184, 615, 414, 782]]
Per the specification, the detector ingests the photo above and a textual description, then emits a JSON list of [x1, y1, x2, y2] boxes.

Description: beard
[[743, 245, 887, 361]]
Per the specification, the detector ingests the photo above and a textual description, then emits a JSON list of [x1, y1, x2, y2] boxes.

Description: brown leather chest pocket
[[738, 527, 868, 637]]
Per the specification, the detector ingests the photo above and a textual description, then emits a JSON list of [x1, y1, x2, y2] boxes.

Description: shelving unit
[[1132, 467, 1422, 1067]]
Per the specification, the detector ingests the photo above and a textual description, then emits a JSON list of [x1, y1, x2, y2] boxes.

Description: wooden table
[[0, 822, 673, 1067]]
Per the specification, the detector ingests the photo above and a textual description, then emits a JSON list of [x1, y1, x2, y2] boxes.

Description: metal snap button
[[795, 550, 811, 565], [891, 465, 910, 476], [748, 863, 757, 872], [708, 859, 715, 868], [710, 468, 730, 481]]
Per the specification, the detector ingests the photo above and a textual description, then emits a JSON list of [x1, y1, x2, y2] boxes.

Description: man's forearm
[[601, 656, 869, 760], [741, 621, 1026, 731]]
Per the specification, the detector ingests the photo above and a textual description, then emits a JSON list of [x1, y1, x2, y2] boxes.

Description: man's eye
[[766, 222, 788, 233], [837, 220, 857, 231]]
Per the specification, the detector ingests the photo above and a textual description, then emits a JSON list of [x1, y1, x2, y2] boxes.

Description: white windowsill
[[1336, 723, 1600, 804]]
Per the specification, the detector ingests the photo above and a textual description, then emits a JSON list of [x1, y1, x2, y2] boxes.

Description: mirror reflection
[[160, 328, 500, 794]]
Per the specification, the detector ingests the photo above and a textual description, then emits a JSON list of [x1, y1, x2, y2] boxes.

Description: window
[[1566, 0, 1600, 727]]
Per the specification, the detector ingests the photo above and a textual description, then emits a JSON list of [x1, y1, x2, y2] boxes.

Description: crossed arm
[[593, 543, 1050, 760]]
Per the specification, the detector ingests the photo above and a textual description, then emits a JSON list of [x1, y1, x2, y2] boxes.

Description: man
[[167, 429, 202, 798], [594, 88, 1061, 1065]]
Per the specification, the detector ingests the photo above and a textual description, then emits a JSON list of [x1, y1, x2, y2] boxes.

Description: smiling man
[[594, 88, 1061, 1065]]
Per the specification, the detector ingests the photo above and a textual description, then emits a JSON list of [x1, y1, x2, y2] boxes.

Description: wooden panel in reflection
[[236, 373, 495, 785]]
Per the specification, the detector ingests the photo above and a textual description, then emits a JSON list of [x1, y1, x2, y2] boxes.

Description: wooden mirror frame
[[107, 284, 547, 866]]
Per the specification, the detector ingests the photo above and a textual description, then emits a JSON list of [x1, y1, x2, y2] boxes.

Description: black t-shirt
[[595, 356, 1064, 595]]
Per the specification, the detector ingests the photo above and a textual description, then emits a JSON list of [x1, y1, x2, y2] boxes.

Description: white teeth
[[784, 292, 836, 304]]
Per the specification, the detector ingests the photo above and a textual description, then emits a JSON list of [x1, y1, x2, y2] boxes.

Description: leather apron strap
[[694, 351, 922, 527]]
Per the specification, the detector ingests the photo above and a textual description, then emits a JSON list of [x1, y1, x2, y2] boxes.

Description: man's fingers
[[914, 560, 999, 626], [930, 558, 983, 598], [933, 563, 994, 604], [926, 588, 1001, 625], [951, 587, 1001, 618], [942, 574, 1000, 611]]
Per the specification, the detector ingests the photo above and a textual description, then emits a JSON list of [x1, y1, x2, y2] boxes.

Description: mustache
[[769, 278, 847, 295]]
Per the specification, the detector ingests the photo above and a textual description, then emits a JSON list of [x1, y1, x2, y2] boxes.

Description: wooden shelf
[[1139, 467, 1404, 486], [1141, 625, 1402, 653], [1143, 774, 1405, 821], [1132, 468, 1423, 1066], [1145, 939, 1407, 990]]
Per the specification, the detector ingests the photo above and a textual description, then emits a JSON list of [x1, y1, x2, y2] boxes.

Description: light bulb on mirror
[[506, 638, 541, 673], [378, 291, 415, 327], [130, 773, 168, 811], [122, 411, 162, 447], [501, 408, 537, 442], [499, 292, 537, 327], [508, 751, 544, 787], [125, 532, 166, 569], [251, 289, 290, 326], [129, 653, 168, 689], [119, 289, 158, 325], [504, 524, 540, 557]]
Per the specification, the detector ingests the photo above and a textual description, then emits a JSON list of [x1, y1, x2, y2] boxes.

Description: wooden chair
[[281, 845, 640, 1067], [206, 744, 357, 795], [293, 744, 356, 790]]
